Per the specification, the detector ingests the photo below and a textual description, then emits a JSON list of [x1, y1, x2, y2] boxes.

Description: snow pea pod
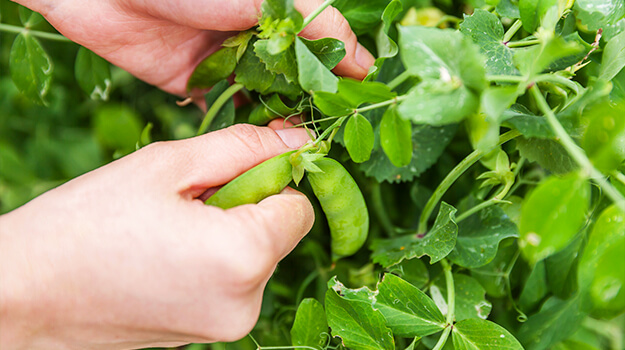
[[205, 150, 295, 209], [307, 158, 369, 260]]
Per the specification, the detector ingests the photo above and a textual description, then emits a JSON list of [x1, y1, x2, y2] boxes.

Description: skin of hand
[[0, 123, 315, 350], [13, 0, 375, 96]]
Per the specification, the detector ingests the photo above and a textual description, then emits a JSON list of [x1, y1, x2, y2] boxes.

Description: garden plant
[[1, 0, 625, 349]]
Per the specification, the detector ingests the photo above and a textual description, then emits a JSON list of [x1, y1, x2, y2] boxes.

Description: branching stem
[[530, 85, 625, 212], [417, 130, 520, 234]]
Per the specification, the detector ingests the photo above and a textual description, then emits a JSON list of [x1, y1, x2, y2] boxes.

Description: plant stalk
[[355, 95, 407, 114], [506, 39, 540, 48], [301, 0, 337, 29], [503, 20, 523, 43], [0, 23, 73, 42], [196, 83, 244, 136], [530, 85, 625, 212], [417, 130, 520, 234], [387, 70, 413, 90], [432, 259, 455, 350]]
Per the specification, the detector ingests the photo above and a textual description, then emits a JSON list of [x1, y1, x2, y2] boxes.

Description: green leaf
[[574, 0, 625, 32], [222, 30, 254, 62], [481, 86, 520, 124], [94, 104, 143, 154], [398, 26, 487, 92], [18, 6, 44, 27], [371, 202, 458, 267], [448, 203, 519, 269], [544, 233, 583, 299], [187, 47, 237, 91], [295, 37, 339, 93], [452, 318, 524, 350], [518, 261, 549, 312], [75, 47, 111, 101], [234, 41, 276, 93], [552, 340, 601, 350], [398, 81, 480, 125], [460, 9, 519, 76], [338, 79, 396, 107], [517, 295, 586, 350], [470, 239, 518, 298], [496, 0, 521, 19], [518, 0, 558, 33], [254, 40, 298, 83], [9, 33, 53, 105], [600, 30, 625, 81], [300, 37, 346, 70], [387, 258, 430, 290], [374, 274, 446, 337], [380, 106, 413, 167], [332, 0, 389, 35], [361, 123, 457, 183], [264, 73, 302, 100], [516, 137, 578, 174], [205, 80, 235, 132], [518, 173, 590, 265], [581, 100, 625, 173], [313, 91, 354, 116], [345, 113, 375, 163], [325, 289, 395, 350], [436, 274, 492, 321], [578, 204, 625, 319], [291, 299, 328, 350]]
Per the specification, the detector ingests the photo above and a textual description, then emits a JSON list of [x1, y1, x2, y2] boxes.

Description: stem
[[503, 20, 523, 43], [417, 130, 521, 234], [455, 198, 509, 223], [313, 115, 347, 145], [355, 95, 407, 114], [530, 85, 625, 212], [612, 171, 625, 187], [535, 74, 582, 94], [0, 23, 73, 42], [196, 83, 244, 136], [486, 74, 526, 83], [507, 39, 540, 48], [387, 70, 413, 91], [432, 259, 455, 350], [371, 182, 397, 237], [301, 0, 336, 29]]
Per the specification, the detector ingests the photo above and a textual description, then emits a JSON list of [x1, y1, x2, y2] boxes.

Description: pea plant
[[3, 0, 625, 349]]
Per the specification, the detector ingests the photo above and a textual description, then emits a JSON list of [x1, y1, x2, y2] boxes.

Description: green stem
[[506, 39, 540, 48], [612, 171, 625, 187], [196, 83, 244, 136], [530, 85, 625, 212], [0, 23, 73, 42], [432, 259, 455, 350], [486, 74, 526, 84], [417, 130, 521, 234], [503, 20, 523, 43], [301, 0, 337, 29], [313, 115, 348, 145], [387, 70, 413, 91], [355, 95, 407, 114], [535, 74, 582, 94], [371, 182, 397, 237], [456, 197, 509, 223]]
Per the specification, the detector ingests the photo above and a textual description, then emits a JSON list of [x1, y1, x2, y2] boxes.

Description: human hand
[[0, 123, 315, 350], [18, 0, 375, 96]]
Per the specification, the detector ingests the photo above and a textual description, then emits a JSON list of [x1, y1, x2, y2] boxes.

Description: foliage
[[3, 0, 625, 349]]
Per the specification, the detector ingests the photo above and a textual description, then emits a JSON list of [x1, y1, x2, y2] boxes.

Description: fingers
[[228, 187, 315, 261], [295, 0, 375, 80], [150, 124, 311, 195]]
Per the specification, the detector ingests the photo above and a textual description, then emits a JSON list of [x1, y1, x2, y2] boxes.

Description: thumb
[[228, 187, 315, 262], [162, 124, 311, 195], [296, 0, 376, 79]]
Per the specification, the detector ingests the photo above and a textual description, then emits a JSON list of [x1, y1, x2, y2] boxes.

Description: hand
[[0, 123, 315, 350], [19, 0, 375, 96]]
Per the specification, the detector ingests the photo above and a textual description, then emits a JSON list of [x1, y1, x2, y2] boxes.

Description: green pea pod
[[205, 150, 295, 209], [307, 158, 369, 260]]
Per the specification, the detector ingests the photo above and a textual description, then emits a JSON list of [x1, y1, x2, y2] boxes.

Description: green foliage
[[4, 0, 625, 349]]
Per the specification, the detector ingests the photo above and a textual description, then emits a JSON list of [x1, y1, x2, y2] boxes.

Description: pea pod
[[307, 158, 369, 260], [205, 150, 295, 209]]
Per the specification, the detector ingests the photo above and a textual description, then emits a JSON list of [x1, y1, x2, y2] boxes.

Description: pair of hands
[[1, 0, 374, 349]]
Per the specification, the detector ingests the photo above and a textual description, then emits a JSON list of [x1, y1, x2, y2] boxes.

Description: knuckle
[[226, 124, 272, 159]]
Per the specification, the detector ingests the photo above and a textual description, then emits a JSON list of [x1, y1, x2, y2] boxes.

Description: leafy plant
[[3, 0, 625, 349]]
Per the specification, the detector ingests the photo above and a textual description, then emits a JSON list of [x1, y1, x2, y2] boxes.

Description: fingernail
[[355, 43, 376, 72], [276, 128, 311, 149]]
